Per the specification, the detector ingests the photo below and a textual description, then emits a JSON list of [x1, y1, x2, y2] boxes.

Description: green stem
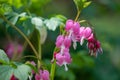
[[50, 60, 56, 80], [74, 10, 81, 22], [37, 33, 41, 69], [50, 47, 58, 80], [23, 55, 38, 60], [1, 15, 39, 58]]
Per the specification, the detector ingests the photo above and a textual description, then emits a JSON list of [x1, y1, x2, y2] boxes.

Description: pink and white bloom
[[35, 70, 50, 80], [65, 19, 80, 49], [55, 35, 71, 54], [55, 51, 72, 71], [79, 27, 92, 45], [56, 35, 71, 48], [54, 19, 102, 72]]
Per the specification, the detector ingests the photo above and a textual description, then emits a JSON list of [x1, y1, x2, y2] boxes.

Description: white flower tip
[[64, 63, 68, 71], [73, 41, 77, 50], [80, 37, 84, 45]]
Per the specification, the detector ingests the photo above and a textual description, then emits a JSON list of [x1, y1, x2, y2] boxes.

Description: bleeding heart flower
[[55, 51, 72, 71], [87, 33, 103, 57], [35, 70, 50, 80]]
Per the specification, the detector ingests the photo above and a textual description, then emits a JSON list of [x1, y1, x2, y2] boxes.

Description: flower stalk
[[74, 10, 81, 21]]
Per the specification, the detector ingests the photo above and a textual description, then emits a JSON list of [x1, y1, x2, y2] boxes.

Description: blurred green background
[[0, 0, 120, 80]]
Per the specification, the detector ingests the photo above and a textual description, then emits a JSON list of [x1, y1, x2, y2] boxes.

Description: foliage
[[0, 0, 119, 80], [0, 49, 31, 80]]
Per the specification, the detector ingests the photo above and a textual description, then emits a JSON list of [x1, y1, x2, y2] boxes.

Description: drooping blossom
[[35, 70, 50, 80], [87, 33, 103, 57], [54, 19, 102, 71], [79, 27, 92, 45], [65, 19, 80, 49], [55, 50, 72, 71], [55, 35, 71, 54]]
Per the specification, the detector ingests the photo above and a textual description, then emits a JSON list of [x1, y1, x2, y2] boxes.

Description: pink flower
[[5, 43, 23, 59], [35, 70, 50, 80], [55, 35, 71, 54], [87, 34, 103, 56], [65, 19, 80, 35], [63, 36, 71, 48], [65, 19, 80, 49], [79, 27, 92, 45], [55, 51, 72, 71], [56, 35, 71, 48], [5, 43, 14, 58], [84, 27, 92, 39], [55, 35, 64, 48], [65, 20, 74, 31]]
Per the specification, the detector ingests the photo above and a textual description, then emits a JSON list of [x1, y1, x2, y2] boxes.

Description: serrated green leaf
[[83, 1, 91, 8], [0, 49, 9, 64]]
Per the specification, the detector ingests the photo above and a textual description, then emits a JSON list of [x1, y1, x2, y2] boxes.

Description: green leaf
[[0, 49, 9, 64], [73, 0, 84, 10], [30, 29, 41, 53], [31, 17, 47, 44], [0, 3, 12, 15], [5, 12, 19, 28], [83, 1, 91, 8], [55, 15, 67, 23], [23, 18, 35, 36], [73, 0, 91, 11], [14, 64, 31, 80], [0, 63, 32, 80], [39, 26, 47, 44], [0, 65, 13, 80], [44, 17, 61, 31], [26, 62, 38, 73], [31, 17, 43, 27], [8, 0, 23, 8]]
